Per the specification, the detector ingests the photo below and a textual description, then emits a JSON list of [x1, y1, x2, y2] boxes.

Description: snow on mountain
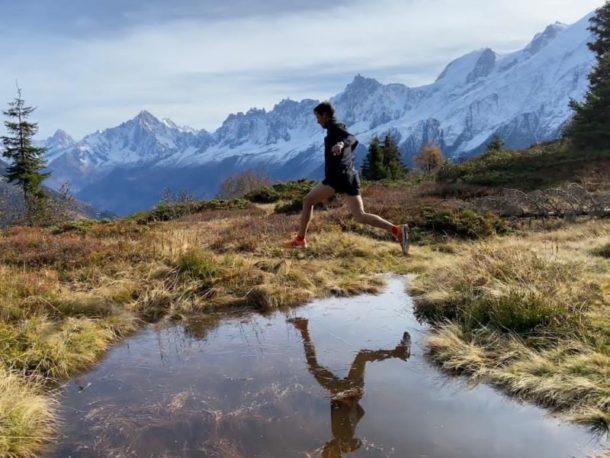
[[176, 99, 322, 168], [42, 12, 596, 214], [77, 110, 210, 166], [45, 129, 75, 151], [43, 110, 213, 190], [333, 12, 592, 155]]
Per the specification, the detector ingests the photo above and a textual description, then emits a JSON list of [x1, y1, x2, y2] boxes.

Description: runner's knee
[[352, 211, 367, 224], [303, 194, 316, 208]]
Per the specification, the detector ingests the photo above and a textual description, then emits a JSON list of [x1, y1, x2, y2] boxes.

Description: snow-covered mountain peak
[[247, 107, 266, 116], [161, 117, 179, 129], [58, 109, 208, 172], [271, 98, 318, 118], [135, 109, 155, 120], [127, 110, 166, 131], [41, 129, 77, 163], [46, 129, 75, 149], [273, 98, 304, 112], [161, 117, 199, 133], [435, 49, 495, 86], [344, 75, 384, 95], [466, 48, 497, 83], [525, 22, 567, 55], [211, 98, 319, 150]]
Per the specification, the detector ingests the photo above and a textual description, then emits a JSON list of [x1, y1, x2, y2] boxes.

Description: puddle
[[48, 277, 604, 457]]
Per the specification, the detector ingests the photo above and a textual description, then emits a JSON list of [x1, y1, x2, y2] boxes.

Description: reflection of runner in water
[[289, 318, 411, 458]]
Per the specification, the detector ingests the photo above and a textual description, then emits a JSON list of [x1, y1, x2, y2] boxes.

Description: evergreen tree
[[566, 1, 610, 149], [361, 152, 371, 179], [485, 135, 505, 154], [382, 134, 408, 179], [1, 87, 50, 224], [362, 136, 387, 180]]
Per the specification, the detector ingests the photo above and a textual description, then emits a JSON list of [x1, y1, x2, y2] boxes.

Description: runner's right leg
[[298, 183, 336, 238], [344, 195, 410, 255]]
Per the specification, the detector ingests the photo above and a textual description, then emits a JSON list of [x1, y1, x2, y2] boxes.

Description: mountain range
[[39, 12, 596, 215]]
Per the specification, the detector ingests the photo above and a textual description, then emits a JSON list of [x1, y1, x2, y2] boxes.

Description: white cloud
[[0, 0, 604, 138]]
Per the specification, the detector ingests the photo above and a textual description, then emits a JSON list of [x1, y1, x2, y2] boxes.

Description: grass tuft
[[416, 244, 595, 337], [415, 221, 610, 430], [0, 370, 55, 458], [593, 242, 610, 259]]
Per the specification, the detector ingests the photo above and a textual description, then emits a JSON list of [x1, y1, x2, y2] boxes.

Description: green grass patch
[[177, 248, 221, 283]]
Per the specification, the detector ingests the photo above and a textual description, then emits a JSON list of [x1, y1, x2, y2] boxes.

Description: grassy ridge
[[439, 142, 610, 191]]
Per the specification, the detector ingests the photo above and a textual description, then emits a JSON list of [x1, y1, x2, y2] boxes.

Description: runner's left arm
[[331, 124, 358, 149]]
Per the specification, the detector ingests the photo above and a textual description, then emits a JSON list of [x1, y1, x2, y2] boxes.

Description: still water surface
[[49, 277, 603, 457]]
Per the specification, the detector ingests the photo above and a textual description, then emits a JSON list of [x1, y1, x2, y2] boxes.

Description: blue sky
[[0, 0, 604, 138]]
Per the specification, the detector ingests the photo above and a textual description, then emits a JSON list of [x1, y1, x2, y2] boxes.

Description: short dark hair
[[313, 101, 335, 118]]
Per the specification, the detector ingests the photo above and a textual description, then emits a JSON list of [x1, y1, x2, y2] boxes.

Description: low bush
[[0, 227, 153, 270], [245, 186, 282, 203], [419, 208, 509, 239], [437, 142, 610, 190], [274, 198, 304, 214], [137, 199, 253, 223], [246, 179, 316, 204], [49, 219, 149, 239]]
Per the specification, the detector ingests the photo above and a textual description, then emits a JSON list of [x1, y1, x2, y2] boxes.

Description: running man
[[285, 101, 409, 254]]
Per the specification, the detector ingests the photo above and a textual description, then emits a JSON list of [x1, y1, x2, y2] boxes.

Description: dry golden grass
[[0, 193, 607, 456], [0, 203, 418, 456], [0, 370, 55, 458], [414, 219, 610, 430]]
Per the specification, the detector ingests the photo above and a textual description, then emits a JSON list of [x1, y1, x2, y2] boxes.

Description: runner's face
[[315, 112, 330, 128]]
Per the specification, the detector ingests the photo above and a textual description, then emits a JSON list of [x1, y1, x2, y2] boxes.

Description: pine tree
[[382, 134, 408, 179], [361, 152, 371, 179], [361, 136, 387, 180], [566, 1, 610, 150], [1, 87, 50, 224], [485, 135, 505, 154]]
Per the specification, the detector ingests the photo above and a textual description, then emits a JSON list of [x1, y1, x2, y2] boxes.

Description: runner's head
[[314, 101, 335, 128]]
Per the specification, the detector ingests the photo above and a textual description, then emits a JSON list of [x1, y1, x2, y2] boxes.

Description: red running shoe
[[284, 234, 308, 249], [391, 224, 410, 255]]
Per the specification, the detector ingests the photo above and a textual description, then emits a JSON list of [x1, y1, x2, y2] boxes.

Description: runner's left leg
[[298, 184, 336, 238]]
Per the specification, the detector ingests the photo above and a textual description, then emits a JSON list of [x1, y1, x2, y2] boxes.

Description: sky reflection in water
[[49, 277, 604, 457]]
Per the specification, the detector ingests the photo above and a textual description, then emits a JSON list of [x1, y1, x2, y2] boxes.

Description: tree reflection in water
[[289, 317, 411, 457]]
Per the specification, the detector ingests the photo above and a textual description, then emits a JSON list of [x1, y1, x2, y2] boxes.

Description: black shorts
[[323, 169, 361, 196]]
